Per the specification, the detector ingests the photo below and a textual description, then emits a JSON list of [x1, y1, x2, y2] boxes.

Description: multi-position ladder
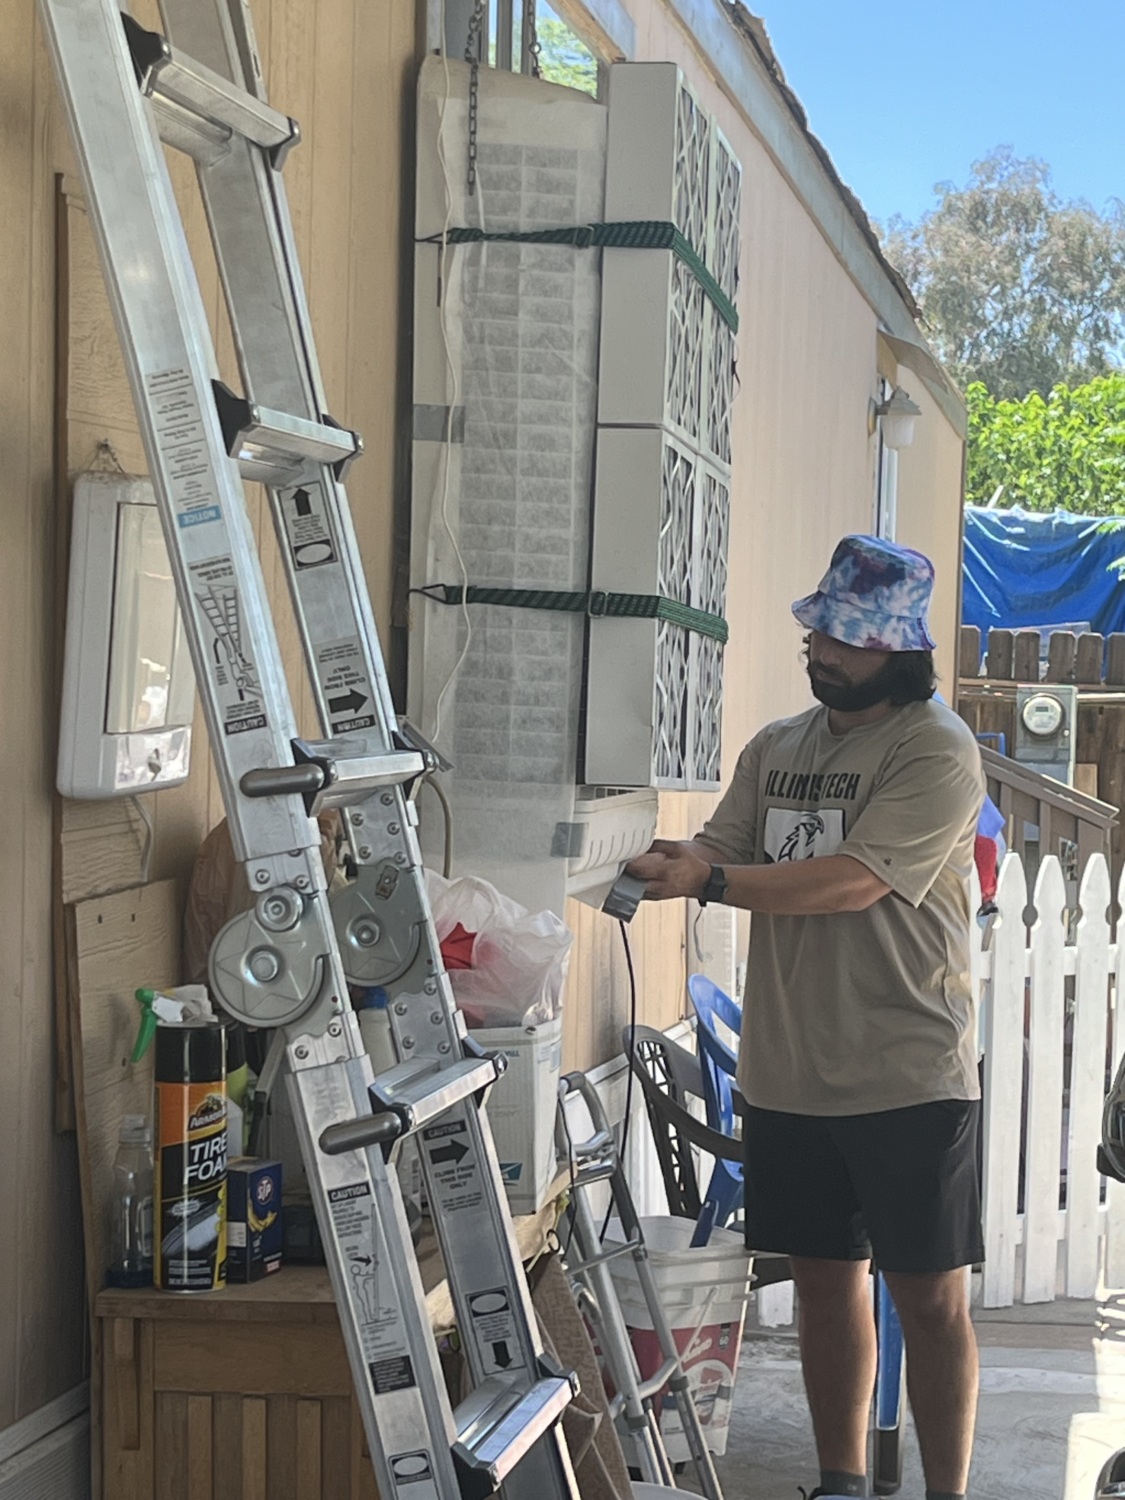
[[40, 3, 581, 1497]]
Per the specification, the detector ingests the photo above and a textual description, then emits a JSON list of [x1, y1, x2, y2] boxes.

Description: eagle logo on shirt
[[764, 807, 845, 863], [777, 812, 826, 861]]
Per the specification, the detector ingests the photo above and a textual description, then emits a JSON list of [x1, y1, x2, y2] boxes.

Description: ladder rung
[[213, 381, 361, 485], [122, 14, 298, 165], [565, 1154, 616, 1189], [452, 1373, 576, 1500], [317, 1054, 503, 1158], [635, 1359, 678, 1401], [565, 1233, 642, 1276], [240, 741, 425, 813], [371, 1054, 502, 1135]]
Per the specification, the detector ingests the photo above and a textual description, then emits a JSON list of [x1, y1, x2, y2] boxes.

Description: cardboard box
[[227, 1158, 283, 1282], [473, 1017, 562, 1215]]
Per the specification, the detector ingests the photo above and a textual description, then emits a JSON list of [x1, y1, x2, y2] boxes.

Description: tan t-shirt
[[698, 699, 984, 1116]]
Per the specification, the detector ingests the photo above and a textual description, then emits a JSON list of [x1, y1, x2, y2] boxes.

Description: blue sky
[[755, 1, 1125, 230]]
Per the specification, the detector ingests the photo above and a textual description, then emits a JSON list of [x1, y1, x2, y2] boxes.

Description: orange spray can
[[154, 1022, 228, 1292]]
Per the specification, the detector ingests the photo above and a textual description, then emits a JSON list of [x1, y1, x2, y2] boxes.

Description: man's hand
[[626, 841, 892, 915], [626, 839, 712, 900]]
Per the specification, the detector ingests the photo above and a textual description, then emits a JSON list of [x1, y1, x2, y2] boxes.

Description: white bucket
[[604, 1217, 752, 1459]]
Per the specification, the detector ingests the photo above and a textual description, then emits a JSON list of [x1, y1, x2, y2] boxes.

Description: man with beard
[[627, 535, 984, 1500]]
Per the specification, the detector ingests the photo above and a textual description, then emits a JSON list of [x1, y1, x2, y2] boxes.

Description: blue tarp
[[962, 505, 1125, 638]]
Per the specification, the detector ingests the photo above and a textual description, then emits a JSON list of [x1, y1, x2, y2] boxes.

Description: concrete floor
[[672, 1286, 1125, 1500]]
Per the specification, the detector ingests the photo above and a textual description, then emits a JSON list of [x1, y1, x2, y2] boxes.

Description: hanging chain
[[524, 0, 542, 78], [465, 0, 485, 196]]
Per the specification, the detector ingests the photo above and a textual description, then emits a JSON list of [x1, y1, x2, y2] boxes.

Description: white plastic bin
[[605, 1216, 752, 1459], [474, 1017, 562, 1215]]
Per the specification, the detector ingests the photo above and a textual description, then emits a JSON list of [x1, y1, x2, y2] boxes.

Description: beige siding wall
[[1, 0, 418, 1432], [0, 0, 87, 1432], [895, 365, 967, 694]]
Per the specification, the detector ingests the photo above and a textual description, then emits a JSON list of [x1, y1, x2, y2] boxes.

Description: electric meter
[[1020, 693, 1066, 738], [1014, 684, 1076, 786]]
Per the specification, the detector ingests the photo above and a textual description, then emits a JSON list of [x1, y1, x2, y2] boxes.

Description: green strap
[[423, 583, 729, 645], [425, 220, 738, 333]]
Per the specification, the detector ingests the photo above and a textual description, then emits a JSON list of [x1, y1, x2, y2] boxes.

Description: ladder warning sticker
[[328, 1183, 417, 1389], [146, 368, 224, 529], [188, 556, 267, 735], [389, 1451, 440, 1500], [316, 638, 377, 733], [421, 1120, 483, 1215], [281, 483, 338, 570], [467, 1288, 528, 1376]]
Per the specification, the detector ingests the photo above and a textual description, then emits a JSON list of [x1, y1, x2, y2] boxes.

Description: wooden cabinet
[[98, 1269, 380, 1500], [94, 1195, 560, 1499]]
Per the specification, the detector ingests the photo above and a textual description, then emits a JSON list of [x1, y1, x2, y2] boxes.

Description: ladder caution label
[[146, 368, 223, 529], [422, 1120, 483, 1213], [328, 1182, 417, 1390], [189, 556, 267, 734], [316, 638, 377, 732], [467, 1288, 528, 1375], [281, 482, 338, 569], [390, 1451, 441, 1500], [370, 1353, 418, 1396]]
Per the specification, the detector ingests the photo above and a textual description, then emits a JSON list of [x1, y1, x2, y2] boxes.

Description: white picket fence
[[976, 850, 1125, 1307]]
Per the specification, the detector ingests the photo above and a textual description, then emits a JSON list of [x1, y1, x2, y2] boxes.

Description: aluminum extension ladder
[[39, 4, 581, 1498]]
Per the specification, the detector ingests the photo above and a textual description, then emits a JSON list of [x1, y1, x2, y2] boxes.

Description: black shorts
[[742, 1099, 984, 1274]]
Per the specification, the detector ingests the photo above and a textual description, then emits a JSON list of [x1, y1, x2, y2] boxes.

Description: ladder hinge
[[239, 737, 424, 816]]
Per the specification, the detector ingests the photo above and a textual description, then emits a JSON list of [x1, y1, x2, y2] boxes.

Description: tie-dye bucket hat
[[792, 534, 937, 652]]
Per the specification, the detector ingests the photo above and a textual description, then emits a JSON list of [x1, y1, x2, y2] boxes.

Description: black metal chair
[[622, 1024, 791, 1289]]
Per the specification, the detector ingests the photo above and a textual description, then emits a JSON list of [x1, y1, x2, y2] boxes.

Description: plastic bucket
[[605, 1216, 751, 1458]]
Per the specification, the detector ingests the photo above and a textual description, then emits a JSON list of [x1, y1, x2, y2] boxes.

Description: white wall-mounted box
[[58, 474, 195, 799]]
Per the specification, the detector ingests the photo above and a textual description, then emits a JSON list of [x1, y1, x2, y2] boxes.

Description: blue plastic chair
[[687, 974, 906, 1495], [686, 976, 744, 1247]]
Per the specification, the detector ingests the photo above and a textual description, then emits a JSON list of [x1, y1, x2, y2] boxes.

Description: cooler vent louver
[[587, 64, 741, 790]]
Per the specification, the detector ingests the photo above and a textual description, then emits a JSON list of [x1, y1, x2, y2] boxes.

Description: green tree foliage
[[530, 15, 598, 96], [966, 375, 1125, 515], [884, 149, 1125, 400]]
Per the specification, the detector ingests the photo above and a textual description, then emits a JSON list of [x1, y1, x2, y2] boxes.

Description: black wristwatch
[[698, 864, 728, 907]]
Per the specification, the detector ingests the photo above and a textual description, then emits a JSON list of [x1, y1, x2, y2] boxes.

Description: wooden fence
[[975, 743, 1116, 900], [958, 624, 1125, 880]]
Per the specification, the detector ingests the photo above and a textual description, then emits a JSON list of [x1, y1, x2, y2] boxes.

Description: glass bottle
[[110, 1114, 154, 1286]]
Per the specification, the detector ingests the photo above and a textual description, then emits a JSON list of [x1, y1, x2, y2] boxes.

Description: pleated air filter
[[587, 64, 741, 790]]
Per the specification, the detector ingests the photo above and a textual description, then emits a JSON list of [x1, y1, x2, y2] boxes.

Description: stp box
[[226, 1158, 283, 1282]]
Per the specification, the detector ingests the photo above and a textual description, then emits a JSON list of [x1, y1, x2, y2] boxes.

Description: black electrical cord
[[600, 917, 638, 1244]]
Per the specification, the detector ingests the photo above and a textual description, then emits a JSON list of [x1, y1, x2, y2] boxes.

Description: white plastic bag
[[425, 871, 572, 1028]]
